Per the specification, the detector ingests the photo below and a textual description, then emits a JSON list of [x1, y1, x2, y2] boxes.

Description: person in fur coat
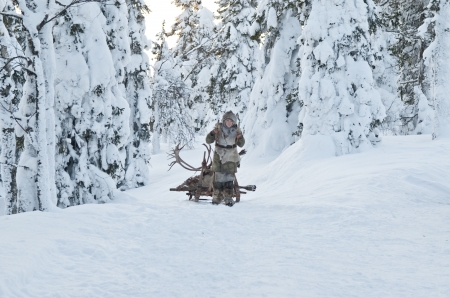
[[206, 111, 245, 206]]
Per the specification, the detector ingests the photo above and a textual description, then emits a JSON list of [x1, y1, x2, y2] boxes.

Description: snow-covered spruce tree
[[378, 0, 431, 134], [189, 6, 216, 133], [119, 0, 152, 189], [169, 1, 216, 133], [151, 27, 195, 152], [1, 0, 64, 212], [53, 2, 130, 207], [166, 0, 201, 130], [207, 0, 258, 123], [243, 0, 309, 157], [420, 0, 450, 139], [184, 6, 216, 134], [169, 0, 202, 58], [101, 0, 133, 183], [298, 0, 386, 155], [370, 0, 403, 135], [0, 1, 26, 214]]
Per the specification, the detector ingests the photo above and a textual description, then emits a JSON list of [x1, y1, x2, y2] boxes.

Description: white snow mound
[[0, 135, 449, 297]]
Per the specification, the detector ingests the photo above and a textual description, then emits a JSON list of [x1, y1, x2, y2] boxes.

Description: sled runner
[[168, 144, 256, 203]]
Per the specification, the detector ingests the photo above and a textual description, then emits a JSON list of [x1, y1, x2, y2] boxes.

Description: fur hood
[[222, 111, 237, 123]]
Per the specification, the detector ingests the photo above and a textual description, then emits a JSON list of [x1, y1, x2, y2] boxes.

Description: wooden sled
[[168, 144, 256, 203]]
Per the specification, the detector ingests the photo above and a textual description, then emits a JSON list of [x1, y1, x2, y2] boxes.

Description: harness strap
[[215, 142, 236, 149]]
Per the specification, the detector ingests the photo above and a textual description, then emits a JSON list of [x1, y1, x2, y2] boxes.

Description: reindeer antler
[[168, 143, 202, 172], [202, 143, 213, 165]]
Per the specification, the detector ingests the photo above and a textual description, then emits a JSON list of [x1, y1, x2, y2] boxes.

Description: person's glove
[[236, 127, 242, 139], [211, 122, 220, 136], [210, 126, 219, 136]]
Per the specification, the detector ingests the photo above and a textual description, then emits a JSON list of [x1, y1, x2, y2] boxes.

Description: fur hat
[[222, 110, 237, 123]]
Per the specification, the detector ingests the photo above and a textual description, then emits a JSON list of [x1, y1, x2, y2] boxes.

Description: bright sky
[[144, 0, 218, 48]]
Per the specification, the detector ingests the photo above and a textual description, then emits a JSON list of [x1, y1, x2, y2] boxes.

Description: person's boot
[[224, 199, 235, 207], [223, 189, 234, 207], [212, 189, 222, 205]]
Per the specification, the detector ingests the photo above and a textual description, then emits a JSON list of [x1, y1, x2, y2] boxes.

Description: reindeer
[[168, 143, 256, 203]]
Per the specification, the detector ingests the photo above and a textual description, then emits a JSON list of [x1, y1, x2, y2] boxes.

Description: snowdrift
[[249, 135, 450, 207], [1, 135, 449, 297]]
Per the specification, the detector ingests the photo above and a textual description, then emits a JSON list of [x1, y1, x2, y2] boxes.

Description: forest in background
[[0, 0, 449, 214]]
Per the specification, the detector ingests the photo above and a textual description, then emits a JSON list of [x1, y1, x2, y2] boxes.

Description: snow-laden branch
[[398, 79, 419, 85], [0, 102, 35, 146], [0, 56, 30, 74], [37, 0, 108, 31], [1, 0, 119, 32], [156, 23, 226, 75], [0, 162, 35, 172], [0, 12, 24, 20]]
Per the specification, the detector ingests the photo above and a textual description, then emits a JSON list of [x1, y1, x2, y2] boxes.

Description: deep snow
[[1, 135, 449, 297]]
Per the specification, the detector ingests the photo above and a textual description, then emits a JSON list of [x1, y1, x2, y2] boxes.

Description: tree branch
[[399, 79, 419, 85], [0, 162, 34, 172], [0, 56, 30, 74], [0, 12, 24, 20], [0, 102, 33, 144], [37, 0, 108, 31]]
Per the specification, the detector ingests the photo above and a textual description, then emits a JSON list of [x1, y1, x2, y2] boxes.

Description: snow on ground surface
[[1, 135, 450, 297]]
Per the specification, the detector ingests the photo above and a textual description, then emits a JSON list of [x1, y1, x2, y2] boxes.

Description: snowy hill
[[1, 135, 449, 297]]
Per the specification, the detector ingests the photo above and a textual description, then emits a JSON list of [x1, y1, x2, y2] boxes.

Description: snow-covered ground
[[1, 135, 449, 297]]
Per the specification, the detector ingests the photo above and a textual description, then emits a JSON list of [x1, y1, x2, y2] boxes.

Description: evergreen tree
[[53, 3, 130, 207], [186, 5, 217, 133], [169, 1, 216, 133], [0, 0, 26, 214], [101, 0, 133, 182], [207, 0, 259, 123], [169, 0, 202, 58], [6, 0, 61, 212], [420, 0, 450, 139], [120, 0, 152, 189], [298, 0, 386, 155], [243, 0, 309, 157], [151, 28, 195, 152], [0, 0, 155, 213], [378, 0, 431, 133], [371, 0, 403, 134]]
